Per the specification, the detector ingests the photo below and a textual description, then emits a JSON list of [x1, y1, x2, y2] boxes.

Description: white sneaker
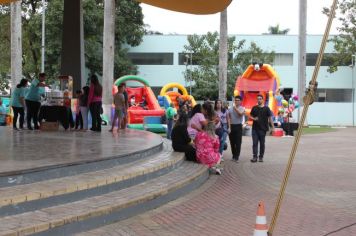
[[215, 168, 222, 175]]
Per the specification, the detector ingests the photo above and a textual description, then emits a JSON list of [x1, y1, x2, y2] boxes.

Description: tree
[[0, 6, 10, 92], [266, 24, 290, 35], [218, 8, 228, 102], [323, 0, 355, 72], [183, 32, 275, 100], [0, 0, 145, 87]]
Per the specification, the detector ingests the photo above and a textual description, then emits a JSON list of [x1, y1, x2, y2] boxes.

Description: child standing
[[165, 103, 177, 139], [109, 84, 126, 132], [79, 86, 90, 131], [75, 90, 83, 130]]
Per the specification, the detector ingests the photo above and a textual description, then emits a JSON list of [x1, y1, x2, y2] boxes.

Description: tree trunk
[[11, 1, 22, 90], [218, 8, 228, 102], [102, 0, 116, 123], [298, 0, 307, 124]]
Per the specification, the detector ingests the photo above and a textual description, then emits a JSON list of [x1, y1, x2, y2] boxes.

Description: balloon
[[294, 101, 300, 108], [293, 95, 299, 101], [275, 95, 283, 106], [282, 100, 288, 107], [287, 105, 294, 113], [289, 98, 294, 104]]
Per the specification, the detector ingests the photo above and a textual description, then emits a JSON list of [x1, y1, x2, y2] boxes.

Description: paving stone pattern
[[81, 128, 356, 236]]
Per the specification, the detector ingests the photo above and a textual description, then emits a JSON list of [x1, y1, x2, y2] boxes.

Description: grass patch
[[302, 126, 336, 135]]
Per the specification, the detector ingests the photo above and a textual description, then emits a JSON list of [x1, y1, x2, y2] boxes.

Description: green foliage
[[183, 32, 275, 100], [0, 0, 145, 90], [0, 8, 10, 92], [265, 24, 290, 35], [323, 0, 356, 73]]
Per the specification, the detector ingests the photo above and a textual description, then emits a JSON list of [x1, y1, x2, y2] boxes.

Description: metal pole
[[184, 54, 189, 89], [190, 52, 193, 95], [41, 0, 46, 73]]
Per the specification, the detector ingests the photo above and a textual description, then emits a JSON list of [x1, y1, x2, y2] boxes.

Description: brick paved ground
[[81, 128, 356, 236]]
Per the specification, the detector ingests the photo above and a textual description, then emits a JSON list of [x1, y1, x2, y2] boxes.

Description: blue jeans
[[167, 118, 173, 139], [218, 123, 228, 154]]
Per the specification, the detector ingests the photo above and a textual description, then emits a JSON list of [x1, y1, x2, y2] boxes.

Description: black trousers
[[75, 111, 83, 129], [229, 124, 243, 160], [12, 106, 25, 129], [173, 144, 197, 162], [252, 129, 267, 159], [89, 101, 102, 131], [25, 100, 41, 129]]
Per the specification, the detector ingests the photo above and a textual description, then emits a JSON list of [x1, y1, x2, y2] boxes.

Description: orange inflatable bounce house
[[234, 63, 281, 123]]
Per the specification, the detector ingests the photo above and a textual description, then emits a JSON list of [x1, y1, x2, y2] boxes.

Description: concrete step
[[0, 142, 184, 217], [0, 162, 208, 236]]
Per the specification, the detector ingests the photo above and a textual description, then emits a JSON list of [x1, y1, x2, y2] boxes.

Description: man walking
[[228, 96, 245, 162], [250, 94, 274, 162]]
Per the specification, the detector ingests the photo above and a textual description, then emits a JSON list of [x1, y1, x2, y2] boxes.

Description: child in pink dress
[[195, 121, 222, 174]]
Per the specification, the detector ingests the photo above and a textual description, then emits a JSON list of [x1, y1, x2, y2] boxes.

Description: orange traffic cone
[[253, 201, 268, 236]]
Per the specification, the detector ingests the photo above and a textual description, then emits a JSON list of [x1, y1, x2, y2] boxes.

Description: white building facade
[[126, 35, 355, 126]]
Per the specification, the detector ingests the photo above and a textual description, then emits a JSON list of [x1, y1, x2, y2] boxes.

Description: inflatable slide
[[114, 75, 165, 130], [158, 82, 197, 109], [234, 64, 281, 122]]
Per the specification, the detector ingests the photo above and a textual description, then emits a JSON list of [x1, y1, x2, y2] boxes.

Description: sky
[[141, 0, 342, 35]]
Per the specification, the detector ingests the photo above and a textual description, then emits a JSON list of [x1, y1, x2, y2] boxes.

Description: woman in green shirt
[[11, 79, 28, 130]]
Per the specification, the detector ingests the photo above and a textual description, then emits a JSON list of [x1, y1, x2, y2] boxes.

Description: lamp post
[[189, 52, 192, 95], [184, 54, 189, 89], [184, 53, 193, 95]]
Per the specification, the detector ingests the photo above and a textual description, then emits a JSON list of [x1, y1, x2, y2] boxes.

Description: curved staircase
[[0, 131, 208, 236]]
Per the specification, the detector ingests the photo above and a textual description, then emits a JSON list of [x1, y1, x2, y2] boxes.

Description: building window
[[315, 89, 352, 102], [274, 53, 293, 66], [306, 53, 351, 66], [127, 53, 173, 65], [316, 89, 327, 102]]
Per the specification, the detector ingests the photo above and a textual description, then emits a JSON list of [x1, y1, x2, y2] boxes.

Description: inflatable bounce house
[[234, 63, 281, 123], [158, 82, 197, 109], [113, 75, 165, 131], [0, 96, 13, 125]]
